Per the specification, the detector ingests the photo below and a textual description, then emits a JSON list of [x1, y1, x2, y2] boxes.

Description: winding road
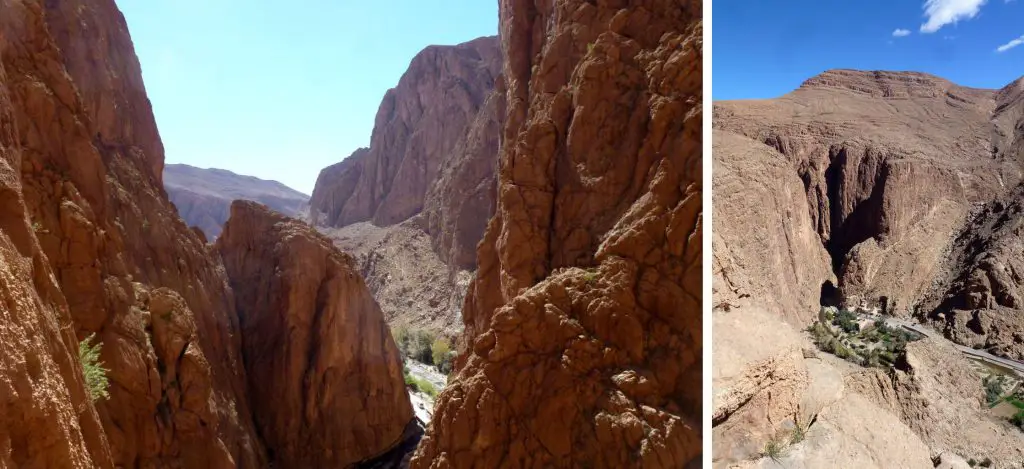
[[882, 317, 1024, 376]]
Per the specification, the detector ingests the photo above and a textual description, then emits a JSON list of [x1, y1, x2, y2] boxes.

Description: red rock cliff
[[216, 200, 414, 468], [3, 0, 267, 466], [309, 37, 504, 339], [309, 36, 502, 269], [0, 14, 111, 462], [411, 0, 703, 467]]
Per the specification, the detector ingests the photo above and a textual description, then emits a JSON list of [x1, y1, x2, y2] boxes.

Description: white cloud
[[892, 28, 912, 37], [996, 34, 1024, 52], [920, 0, 988, 33]]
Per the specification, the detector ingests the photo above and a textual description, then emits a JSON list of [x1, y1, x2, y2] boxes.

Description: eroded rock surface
[[411, 0, 703, 467], [712, 130, 834, 326], [4, 0, 267, 466], [0, 36, 110, 464], [308, 36, 501, 234], [164, 164, 309, 240], [323, 220, 472, 338], [309, 36, 502, 337], [216, 201, 414, 468]]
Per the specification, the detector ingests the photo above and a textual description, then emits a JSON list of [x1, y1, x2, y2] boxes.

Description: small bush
[[762, 438, 785, 462], [866, 351, 882, 368], [984, 377, 1004, 406], [833, 342, 855, 360], [820, 306, 837, 323], [1010, 410, 1024, 429], [968, 458, 977, 467], [79, 334, 110, 402], [431, 338, 451, 367], [404, 374, 437, 398], [980, 457, 993, 467], [790, 423, 806, 445], [808, 322, 834, 347]]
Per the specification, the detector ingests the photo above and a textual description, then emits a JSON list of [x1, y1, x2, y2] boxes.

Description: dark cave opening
[[820, 280, 839, 307]]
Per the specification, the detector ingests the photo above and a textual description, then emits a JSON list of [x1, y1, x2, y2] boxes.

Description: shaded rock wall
[[412, 0, 703, 467], [309, 36, 501, 252], [0, 9, 111, 460], [216, 201, 414, 468]]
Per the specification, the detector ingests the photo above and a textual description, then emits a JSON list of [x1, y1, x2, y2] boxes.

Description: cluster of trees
[[808, 311, 917, 369], [392, 326, 456, 375], [983, 376, 1005, 407]]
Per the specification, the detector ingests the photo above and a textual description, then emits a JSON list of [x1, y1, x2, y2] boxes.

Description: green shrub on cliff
[[79, 333, 110, 402]]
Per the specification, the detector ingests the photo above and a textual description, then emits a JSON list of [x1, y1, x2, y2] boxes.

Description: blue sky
[[118, 0, 498, 194], [714, 0, 1024, 100]]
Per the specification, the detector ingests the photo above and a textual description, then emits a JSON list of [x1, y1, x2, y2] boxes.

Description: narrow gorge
[[0, 0, 703, 468], [713, 70, 1024, 467]]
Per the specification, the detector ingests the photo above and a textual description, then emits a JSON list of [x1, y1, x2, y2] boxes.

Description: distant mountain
[[164, 164, 310, 240]]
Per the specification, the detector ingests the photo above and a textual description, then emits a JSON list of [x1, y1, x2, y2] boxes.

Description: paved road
[[883, 317, 1024, 376]]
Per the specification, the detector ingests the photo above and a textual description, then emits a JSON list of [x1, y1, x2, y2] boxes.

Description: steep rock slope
[[308, 36, 500, 233], [712, 306, 1024, 468], [715, 70, 1024, 354], [216, 201, 414, 468], [325, 221, 473, 337], [309, 36, 502, 336], [0, 27, 111, 465], [164, 164, 309, 240], [712, 72, 1024, 466], [411, 0, 703, 467], [3, 0, 268, 466], [917, 182, 1024, 359], [712, 130, 834, 327]]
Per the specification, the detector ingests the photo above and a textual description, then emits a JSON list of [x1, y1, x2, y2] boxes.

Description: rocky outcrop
[[713, 306, 1024, 468], [323, 220, 473, 337], [308, 36, 501, 236], [712, 130, 834, 326], [309, 36, 502, 338], [411, 0, 703, 467], [164, 164, 309, 240], [916, 183, 1024, 360], [3, 0, 267, 466], [309, 148, 369, 228], [0, 54, 111, 466], [216, 201, 414, 468]]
